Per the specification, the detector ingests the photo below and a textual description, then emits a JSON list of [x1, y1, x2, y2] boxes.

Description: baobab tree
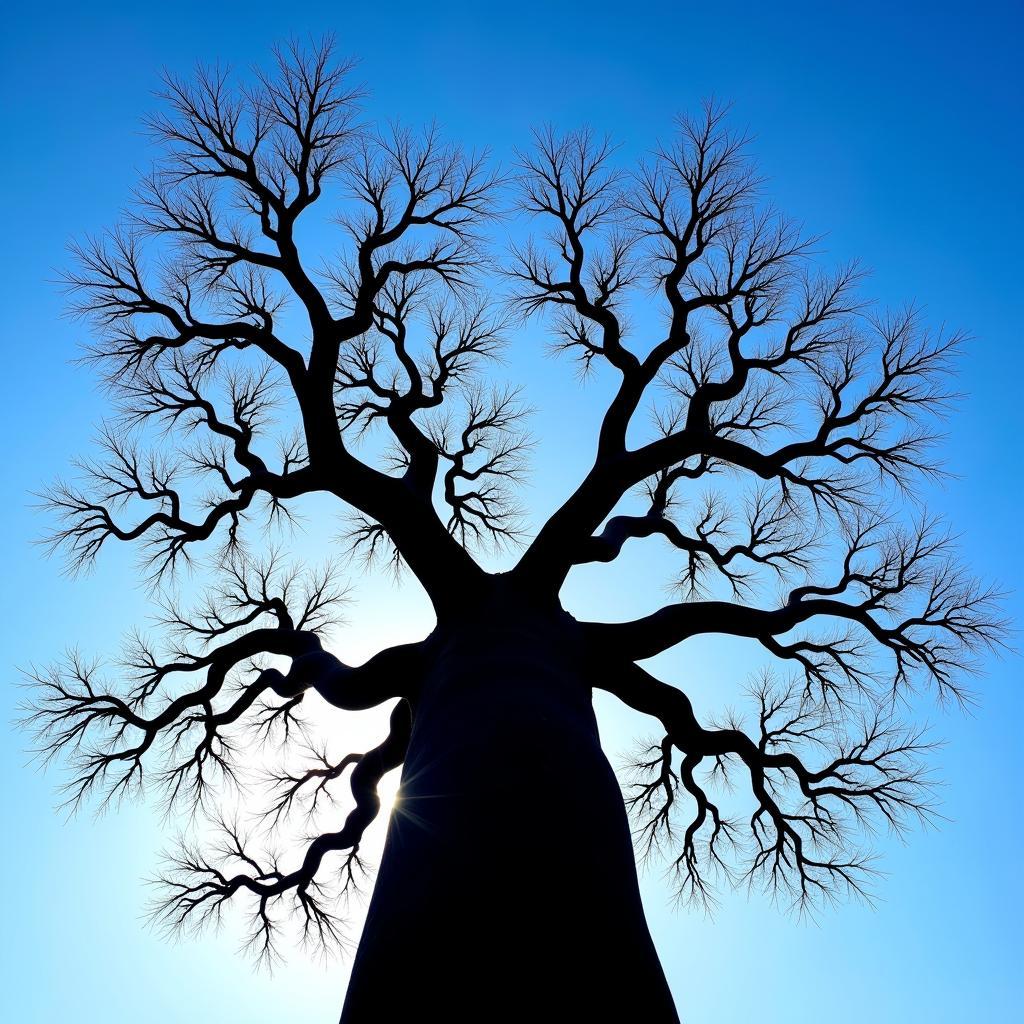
[[24, 40, 1004, 1023]]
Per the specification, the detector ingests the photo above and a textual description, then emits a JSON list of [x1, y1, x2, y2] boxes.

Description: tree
[[23, 39, 1005, 1023]]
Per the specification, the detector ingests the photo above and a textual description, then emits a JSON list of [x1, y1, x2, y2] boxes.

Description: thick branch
[[151, 700, 411, 962], [603, 661, 933, 911]]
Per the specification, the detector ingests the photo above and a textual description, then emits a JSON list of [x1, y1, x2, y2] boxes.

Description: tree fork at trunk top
[[339, 616, 680, 1023]]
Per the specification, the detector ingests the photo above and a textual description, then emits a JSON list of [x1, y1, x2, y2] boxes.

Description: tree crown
[[24, 39, 1006, 961]]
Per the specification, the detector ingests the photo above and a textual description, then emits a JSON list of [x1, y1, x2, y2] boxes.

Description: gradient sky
[[2, 2, 1022, 1022]]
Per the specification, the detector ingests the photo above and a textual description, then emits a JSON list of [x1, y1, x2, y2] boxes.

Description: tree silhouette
[[23, 39, 1005, 1023]]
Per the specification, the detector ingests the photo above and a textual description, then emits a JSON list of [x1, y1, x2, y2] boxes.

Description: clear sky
[[2, 1, 1022, 1022]]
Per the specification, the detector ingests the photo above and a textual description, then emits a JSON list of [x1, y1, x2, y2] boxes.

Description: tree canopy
[[23, 39, 1005, 969]]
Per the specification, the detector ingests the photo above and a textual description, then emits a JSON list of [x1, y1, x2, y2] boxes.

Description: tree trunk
[[340, 608, 680, 1022]]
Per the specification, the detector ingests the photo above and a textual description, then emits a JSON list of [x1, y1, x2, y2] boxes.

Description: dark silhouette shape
[[22, 39, 1006, 1023]]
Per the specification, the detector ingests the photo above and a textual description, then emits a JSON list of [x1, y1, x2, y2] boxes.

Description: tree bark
[[339, 609, 680, 1022]]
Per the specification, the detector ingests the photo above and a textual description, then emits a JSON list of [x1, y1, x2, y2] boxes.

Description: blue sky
[[2, 1, 1022, 1022]]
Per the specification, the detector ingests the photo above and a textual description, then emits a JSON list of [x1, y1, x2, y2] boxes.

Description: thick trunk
[[339, 610, 680, 1022]]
